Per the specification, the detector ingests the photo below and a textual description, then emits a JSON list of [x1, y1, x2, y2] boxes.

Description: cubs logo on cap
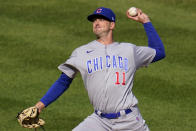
[[96, 8, 102, 13], [87, 7, 116, 22]]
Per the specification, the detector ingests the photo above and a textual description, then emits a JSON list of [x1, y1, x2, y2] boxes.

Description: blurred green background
[[0, 0, 196, 130]]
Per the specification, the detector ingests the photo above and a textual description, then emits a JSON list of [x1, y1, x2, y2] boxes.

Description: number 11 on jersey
[[115, 72, 126, 85]]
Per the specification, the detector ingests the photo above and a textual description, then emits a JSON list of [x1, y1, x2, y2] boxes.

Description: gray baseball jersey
[[58, 40, 155, 113]]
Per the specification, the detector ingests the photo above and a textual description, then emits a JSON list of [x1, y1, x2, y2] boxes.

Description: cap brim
[[87, 14, 111, 22]]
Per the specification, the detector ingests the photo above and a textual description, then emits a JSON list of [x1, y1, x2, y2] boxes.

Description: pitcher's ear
[[110, 22, 115, 30]]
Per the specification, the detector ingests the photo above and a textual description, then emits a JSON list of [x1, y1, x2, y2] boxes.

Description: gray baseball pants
[[72, 105, 149, 131]]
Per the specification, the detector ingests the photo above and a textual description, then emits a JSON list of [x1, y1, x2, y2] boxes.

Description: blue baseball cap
[[87, 7, 116, 22]]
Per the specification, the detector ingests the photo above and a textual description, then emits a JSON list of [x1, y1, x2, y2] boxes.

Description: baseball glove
[[16, 106, 45, 129]]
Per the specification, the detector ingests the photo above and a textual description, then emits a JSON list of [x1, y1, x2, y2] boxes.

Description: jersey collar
[[94, 40, 119, 48]]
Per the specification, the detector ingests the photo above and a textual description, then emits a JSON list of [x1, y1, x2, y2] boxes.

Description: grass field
[[0, 0, 196, 130]]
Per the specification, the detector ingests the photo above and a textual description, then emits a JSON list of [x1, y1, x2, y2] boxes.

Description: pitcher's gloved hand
[[16, 106, 45, 128]]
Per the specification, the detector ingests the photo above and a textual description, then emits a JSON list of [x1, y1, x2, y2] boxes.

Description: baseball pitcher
[[34, 7, 165, 131]]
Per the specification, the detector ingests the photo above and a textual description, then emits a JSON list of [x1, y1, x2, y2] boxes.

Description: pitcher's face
[[92, 17, 115, 38]]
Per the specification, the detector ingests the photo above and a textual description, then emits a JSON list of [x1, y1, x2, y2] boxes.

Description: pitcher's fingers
[[137, 9, 143, 16]]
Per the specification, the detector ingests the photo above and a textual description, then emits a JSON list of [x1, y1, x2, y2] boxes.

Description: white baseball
[[128, 7, 138, 17]]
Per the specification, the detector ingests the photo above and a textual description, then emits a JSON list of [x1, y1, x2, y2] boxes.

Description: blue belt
[[95, 109, 132, 119]]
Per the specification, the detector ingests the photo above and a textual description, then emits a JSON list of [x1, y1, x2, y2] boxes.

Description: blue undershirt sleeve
[[143, 22, 166, 62], [40, 73, 73, 107]]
